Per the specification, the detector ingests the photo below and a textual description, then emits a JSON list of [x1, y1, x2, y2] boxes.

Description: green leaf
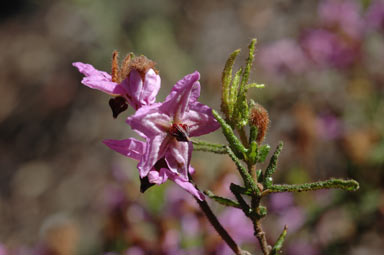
[[248, 140, 258, 164], [226, 146, 260, 196], [270, 225, 288, 255], [266, 178, 360, 194], [249, 125, 258, 144], [204, 190, 241, 208], [263, 142, 283, 188], [191, 139, 227, 154], [221, 49, 241, 119], [212, 110, 247, 159], [228, 68, 243, 122], [257, 144, 271, 163], [232, 39, 257, 129], [245, 83, 265, 90]]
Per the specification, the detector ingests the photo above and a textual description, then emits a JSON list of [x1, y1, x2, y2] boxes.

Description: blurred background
[[0, 0, 383, 254]]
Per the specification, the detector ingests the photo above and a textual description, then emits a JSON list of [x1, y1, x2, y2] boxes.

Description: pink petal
[[141, 69, 161, 106], [127, 103, 171, 138], [147, 168, 168, 184], [183, 102, 220, 137], [137, 135, 170, 178], [188, 165, 195, 175], [121, 69, 143, 110], [120, 69, 161, 110], [103, 138, 144, 161], [165, 140, 192, 180], [72, 62, 125, 95], [161, 71, 201, 120], [168, 172, 205, 201]]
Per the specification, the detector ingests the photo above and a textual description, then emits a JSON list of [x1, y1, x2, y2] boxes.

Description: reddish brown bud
[[127, 55, 158, 80], [249, 103, 270, 143], [111, 51, 120, 83]]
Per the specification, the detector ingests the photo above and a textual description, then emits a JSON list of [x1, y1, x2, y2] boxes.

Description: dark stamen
[[109, 96, 128, 118], [169, 123, 190, 142]]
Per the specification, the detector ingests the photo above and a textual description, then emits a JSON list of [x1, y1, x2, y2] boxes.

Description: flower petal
[[161, 71, 201, 121], [127, 103, 171, 138], [165, 140, 192, 180], [141, 69, 161, 106], [147, 168, 169, 184], [120, 69, 161, 110], [103, 138, 144, 161], [72, 62, 125, 95], [137, 134, 170, 178], [168, 172, 205, 201], [183, 102, 220, 137]]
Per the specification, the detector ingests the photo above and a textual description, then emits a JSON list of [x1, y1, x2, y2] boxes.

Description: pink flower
[[104, 71, 219, 200], [72, 55, 160, 117], [104, 138, 204, 200], [126, 71, 219, 183]]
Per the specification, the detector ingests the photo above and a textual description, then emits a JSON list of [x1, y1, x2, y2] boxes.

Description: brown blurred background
[[1, 0, 383, 254]]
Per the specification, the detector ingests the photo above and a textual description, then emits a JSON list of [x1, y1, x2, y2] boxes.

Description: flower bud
[[249, 103, 270, 143]]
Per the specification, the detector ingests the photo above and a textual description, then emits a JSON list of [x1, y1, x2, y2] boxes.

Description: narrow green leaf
[[221, 49, 241, 119], [246, 83, 265, 90], [228, 68, 243, 121], [256, 169, 263, 182], [257, 144, 271, 163], [204, 190, 241, 208], [249, 125, 258, 144], [226, 146, 260, 196], [229, 183, 253, 196], [191, 139, 227, 154], [233, 39, 257, 129], [212, 110, 247, 159], [241, 39, 257, 90], [266, 179, 360, 194], [270, 225, 288, 255], [263, 142, 283, 188], [230, 183, 252, 216], [248, 140, 258, 165]]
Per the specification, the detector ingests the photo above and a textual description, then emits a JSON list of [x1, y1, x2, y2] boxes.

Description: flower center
[[169, 123, 190, 142]]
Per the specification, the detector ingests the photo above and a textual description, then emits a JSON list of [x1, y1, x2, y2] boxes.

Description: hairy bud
[[249, 103, 270, 143]]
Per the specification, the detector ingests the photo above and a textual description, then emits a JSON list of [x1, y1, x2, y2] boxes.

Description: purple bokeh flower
[[301, 29, 359, 68], [287, 240, 319, 255], [279, 206, 306, 232], [126, 71, 219, 184], [125, 247, 145, 255], [215, 208, 255, 255], [72, 60, 160, 116], [257, 39, 308, 76], [104, 138, 204, 200], [0, 244, 7, 255], [316, 113, 343, 140], [366, 0, 384, 31], [318, 0, 363, 39], [269, 192, 294, 212]]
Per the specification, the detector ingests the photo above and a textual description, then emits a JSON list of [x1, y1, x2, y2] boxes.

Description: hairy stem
[[254, 221, 270, 255]]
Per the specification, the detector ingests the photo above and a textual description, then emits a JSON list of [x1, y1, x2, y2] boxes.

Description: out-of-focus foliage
[[0, 0, 383, 254]]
